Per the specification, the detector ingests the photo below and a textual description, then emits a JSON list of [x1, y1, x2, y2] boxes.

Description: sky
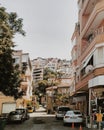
[[0, 0, 78, 60]]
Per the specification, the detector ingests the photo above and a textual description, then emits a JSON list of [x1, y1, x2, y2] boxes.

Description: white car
[[63, 110, 83, 125]]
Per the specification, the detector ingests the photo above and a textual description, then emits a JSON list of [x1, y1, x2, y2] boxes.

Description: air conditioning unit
[[85, 65, 94, 74]]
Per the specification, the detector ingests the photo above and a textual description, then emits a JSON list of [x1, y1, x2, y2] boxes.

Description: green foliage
[[37, 80, 48, 94], [8, 12, 25, 36], [0, 6, 25, 99], [36, 68, 60, 96], [43, 68, 57, 80]]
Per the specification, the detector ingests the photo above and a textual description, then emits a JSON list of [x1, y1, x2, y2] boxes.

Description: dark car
[[15, 108, 30, 120], [55, 106, 71, 119], [7, 111, 24, 123]]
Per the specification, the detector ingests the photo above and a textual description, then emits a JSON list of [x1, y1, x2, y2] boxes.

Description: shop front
[[88, 75, 104, 128], [71, 91, 88, 114]]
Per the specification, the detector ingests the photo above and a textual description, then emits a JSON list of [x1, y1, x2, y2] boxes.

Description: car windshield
[[9, 111, 18, 115], [66, 110, 82, 115], [16, 109, 26, 113], [74, 111, 81, 115], [58, 107, 70, 111]]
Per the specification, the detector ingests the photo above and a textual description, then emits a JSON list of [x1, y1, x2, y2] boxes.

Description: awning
[[83, 54, 93, 68]]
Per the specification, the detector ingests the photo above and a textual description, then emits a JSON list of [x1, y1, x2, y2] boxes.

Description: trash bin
[[0, 118, 6, 130]]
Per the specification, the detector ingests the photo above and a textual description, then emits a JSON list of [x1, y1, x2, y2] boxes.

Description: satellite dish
[[85, 65, 93, 74]]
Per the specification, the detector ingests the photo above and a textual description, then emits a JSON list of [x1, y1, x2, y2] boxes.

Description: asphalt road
[[4, 106, 98, 130]]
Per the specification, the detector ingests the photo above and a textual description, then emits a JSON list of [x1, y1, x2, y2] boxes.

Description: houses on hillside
[[31, 57, 72, 88]]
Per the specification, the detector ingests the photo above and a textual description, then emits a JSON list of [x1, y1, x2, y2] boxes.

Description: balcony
[[81, 0, 99, 16], [75, 66, 104, 91], [81, 26, 104, 61], [81, 0, 104, 37]]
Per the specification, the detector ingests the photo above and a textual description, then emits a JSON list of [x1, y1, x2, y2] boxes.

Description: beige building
[[46, 78, 72, 113], [0, 50, 33, 115], [13, 50, 33, 107], [70, 0, 104, 127]]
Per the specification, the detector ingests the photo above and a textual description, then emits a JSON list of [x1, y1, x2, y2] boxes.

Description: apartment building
[[70, 0, 104, 125], [57, 60, 72, 78], [0, 50, 33, 114], [13, 50, 33, 107], [44, 58, 59, 72], [32, 58, 45, 88]]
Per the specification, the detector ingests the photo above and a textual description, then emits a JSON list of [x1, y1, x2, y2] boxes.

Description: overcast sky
[[0, 0, 78, 60]]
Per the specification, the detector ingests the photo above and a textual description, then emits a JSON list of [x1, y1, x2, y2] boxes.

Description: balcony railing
[[81, 0, 104, 37], [75, 71, 94, 91], [81, 26, 104, 55], [75, 67, 104, 91]]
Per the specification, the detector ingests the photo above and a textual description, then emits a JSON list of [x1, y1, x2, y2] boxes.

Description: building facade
[[10, 50, 33, 108], [70, 0, 104, 127], [0, 50, 33, 114]]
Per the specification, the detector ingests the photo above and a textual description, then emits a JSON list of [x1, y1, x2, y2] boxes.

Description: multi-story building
[[32, 58, 45, 88], [32, 68, 43, 82], [70, 0, 104, 126], [0, 50, 33, 114], [57, 60, 72, 78], [44, 58, 58, 72], [13, 50, 33, 107]]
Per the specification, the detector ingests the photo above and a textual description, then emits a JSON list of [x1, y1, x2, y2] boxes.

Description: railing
[[75, 67, 104, 90], [81, 26, 104, 54], [75, 72, 94, 91]]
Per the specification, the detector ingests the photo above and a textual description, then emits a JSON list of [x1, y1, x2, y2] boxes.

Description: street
[[5, 106, 97, 130]]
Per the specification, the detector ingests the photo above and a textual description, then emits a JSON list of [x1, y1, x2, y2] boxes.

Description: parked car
[[15, 108, 29, 120], [7, 111, 24, 123], [63, 110, 83, 125], [55, 106, 70, 119]]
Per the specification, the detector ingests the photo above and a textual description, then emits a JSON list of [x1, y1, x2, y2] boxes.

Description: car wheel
[[20, 118, 23, 123], [63, 123, 66, 126], [55, 115, 59, 120], [27, 115, 30, 120]]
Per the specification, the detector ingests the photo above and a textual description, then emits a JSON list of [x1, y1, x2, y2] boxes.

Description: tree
[[35, 68, 60, 96], [0, 7, 25, 99], [37, 80, 48, 94], [43, 68, 57, 80]]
